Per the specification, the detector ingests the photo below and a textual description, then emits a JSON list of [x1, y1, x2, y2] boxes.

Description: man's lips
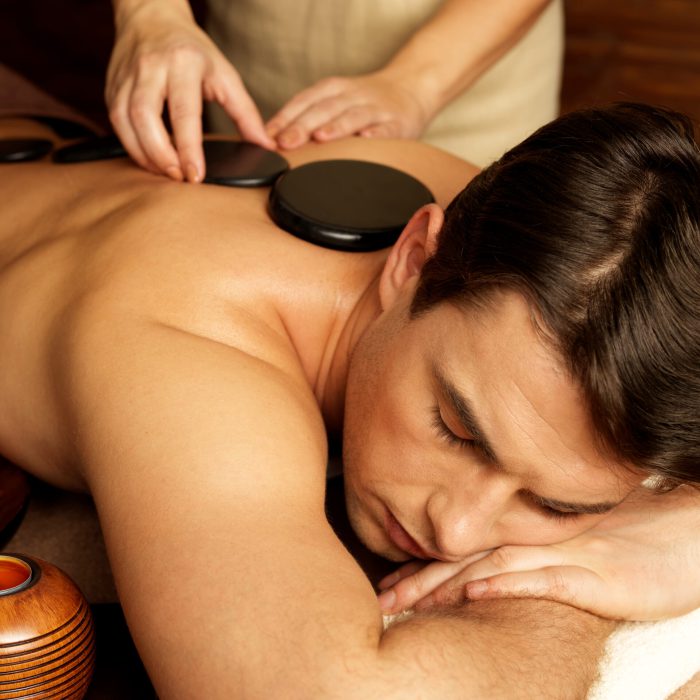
[[385, 508, 432, 559]]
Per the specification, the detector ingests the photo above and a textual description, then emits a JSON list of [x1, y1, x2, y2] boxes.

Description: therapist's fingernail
[[466, 580, 488, 599], [279, 128, 301, 148], [377, 589, 397, 612], [315, 125, 335, 139], [165, 165, 183, 181], [185, 163, 201, 183]]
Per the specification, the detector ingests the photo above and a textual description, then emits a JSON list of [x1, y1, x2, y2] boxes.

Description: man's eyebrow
[[431, 362, 500, 464], [431, 362, 624, 516], [527, 493, 621, 515]]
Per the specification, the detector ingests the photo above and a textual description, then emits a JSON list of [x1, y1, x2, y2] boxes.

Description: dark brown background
[[2, 0, 699, 129]]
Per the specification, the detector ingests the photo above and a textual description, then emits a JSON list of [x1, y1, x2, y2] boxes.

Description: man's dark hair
[[412, 103, 700, 484]]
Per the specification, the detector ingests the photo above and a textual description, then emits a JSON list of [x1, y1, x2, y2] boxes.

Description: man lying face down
[[1, 102, 699, 699], [345, 104, 700, 618]]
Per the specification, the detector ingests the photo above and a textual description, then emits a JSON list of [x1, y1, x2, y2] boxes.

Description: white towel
[[588, 607, 700, 700]]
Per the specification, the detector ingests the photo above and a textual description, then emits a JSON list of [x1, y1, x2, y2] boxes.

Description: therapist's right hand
[[106, 0, 274, 182]]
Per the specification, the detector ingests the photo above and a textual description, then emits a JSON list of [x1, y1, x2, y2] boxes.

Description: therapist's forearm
[[381, 0, 553, 120], [111, 0, 194, 31]]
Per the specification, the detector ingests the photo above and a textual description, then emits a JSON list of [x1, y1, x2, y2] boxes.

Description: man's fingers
[[465, 566, 600, 610], [379, 546, 577, 614], [378, 560, 467, 614], [378, 548, 499, 612], [458, 544, 570, 584], [377, 560, 427, 591]]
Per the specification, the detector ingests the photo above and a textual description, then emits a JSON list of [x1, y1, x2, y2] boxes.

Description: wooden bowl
[[0, 554, 95, 699]]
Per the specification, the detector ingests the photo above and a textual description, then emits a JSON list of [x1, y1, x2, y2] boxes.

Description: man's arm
[[380, 601, 615, 699], [671, 674, 700, 699], [67, 316, 614, 699]]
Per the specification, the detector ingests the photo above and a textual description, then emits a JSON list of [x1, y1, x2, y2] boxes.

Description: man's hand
[[266, 70, 433, 150], [378, 485, 700, 621], [106, 0, 274, 182]]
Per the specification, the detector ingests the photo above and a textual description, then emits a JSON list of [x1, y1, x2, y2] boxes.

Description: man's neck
[[313, 270, 384, 436]]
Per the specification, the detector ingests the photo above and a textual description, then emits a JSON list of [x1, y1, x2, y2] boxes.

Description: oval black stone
[[202, 140, 289, 187], [0, 138, 53, 163], [268, 159, 434, 252], [52, 134, 127, 163]]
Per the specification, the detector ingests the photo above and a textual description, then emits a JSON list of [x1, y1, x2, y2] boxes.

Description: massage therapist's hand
[[378, 485, 700, 621], [266, 70, 433, 150], [106, 0, 274, 182]]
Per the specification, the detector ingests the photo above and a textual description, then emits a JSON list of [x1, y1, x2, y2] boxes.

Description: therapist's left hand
[[266, 70, 433, 149], [378, 485, 700, 621]]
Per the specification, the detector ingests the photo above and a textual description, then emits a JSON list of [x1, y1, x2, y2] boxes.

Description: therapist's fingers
[[270, 74, 431, 149], [108, 78, 155, 174], [167, 60, 205, 183], [266, 78, 346, 140], [128, 70, 184, 179], [312, 105, 384, 143], [206, 63, 276, 151], [110, 58, 183, 180], [275, 94, 366, 149], [359, 123, 400, 139], [108, 68, 165, 176]]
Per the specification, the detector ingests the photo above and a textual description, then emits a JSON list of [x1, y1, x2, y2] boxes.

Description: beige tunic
[[205, 0, 564, 165]]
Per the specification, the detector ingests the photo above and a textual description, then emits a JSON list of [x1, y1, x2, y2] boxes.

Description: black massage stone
[[0, 138, 53, 163], [202, 140, 289, 187], [268, 159, 434, 252], [52, 134, 127, 163]]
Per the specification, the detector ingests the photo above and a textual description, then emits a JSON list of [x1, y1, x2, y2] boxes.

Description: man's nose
[[426, 480, 510, 560]]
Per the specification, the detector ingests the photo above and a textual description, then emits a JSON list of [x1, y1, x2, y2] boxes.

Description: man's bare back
[[0, 117, 617, 699], [0, 117, 471, 487]]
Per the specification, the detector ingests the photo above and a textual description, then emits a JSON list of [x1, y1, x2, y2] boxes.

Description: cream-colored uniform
[[206, 0, 564, 166]]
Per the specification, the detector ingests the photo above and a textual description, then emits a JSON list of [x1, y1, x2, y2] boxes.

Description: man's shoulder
[[286, 137, 479, 208]]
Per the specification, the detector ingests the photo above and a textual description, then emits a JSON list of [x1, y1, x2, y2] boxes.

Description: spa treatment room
[[1, 1, 700, 698]]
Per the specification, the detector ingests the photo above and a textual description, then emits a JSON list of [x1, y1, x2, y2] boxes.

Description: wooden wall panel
[[562, 0, 700, 122]]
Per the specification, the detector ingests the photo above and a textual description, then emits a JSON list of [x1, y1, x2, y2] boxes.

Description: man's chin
[[354, 527, 411, 563], [345, 501, 411, 563]]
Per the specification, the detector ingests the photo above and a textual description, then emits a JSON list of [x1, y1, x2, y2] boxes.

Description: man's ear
[[378, 204, 444, 311]]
